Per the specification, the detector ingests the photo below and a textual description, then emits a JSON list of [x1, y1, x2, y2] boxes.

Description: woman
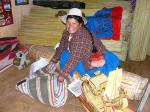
[[47, 8, 120, 82]]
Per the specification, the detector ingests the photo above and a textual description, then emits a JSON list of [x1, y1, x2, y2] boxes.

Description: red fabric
[[9, 51, 17, 59], [0, 48, 11, 60], [0, 37, 18, 60], [92, 52, 102, 61], [102, 6, 123, 40], [0, 37, 18, 46], [18, 43, 29, 54]]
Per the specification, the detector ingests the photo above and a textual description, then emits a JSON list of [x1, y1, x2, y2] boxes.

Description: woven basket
[[29, 45, 55, 61]]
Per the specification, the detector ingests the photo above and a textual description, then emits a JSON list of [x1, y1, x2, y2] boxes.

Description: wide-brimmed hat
[[59, 8, 87, 24]]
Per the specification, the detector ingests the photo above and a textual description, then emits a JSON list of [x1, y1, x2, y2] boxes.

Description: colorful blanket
[[86, 6, 123, 40], [0, 37, 18, 72]]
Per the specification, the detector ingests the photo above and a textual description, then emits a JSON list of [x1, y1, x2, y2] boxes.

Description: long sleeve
[[93, 35, 106, 56], [61, 29, 92, 76]]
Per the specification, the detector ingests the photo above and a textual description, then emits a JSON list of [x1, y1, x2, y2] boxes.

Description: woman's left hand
[[57, 73, 68, 82], [57, 74, 65, 82]]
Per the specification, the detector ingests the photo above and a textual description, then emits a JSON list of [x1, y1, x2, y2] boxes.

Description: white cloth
[[67, 34, 72, 51]]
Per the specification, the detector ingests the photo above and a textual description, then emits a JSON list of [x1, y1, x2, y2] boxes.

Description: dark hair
[[67, 15, 84, 24]]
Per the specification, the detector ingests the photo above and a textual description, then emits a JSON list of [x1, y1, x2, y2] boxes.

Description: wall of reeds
[[128, 0, 150, 61]]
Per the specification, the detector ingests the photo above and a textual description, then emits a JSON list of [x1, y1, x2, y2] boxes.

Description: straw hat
[[59, 8, 87, 24]]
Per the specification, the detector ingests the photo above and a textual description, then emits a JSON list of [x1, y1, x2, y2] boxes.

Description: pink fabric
[[9, 51, 17, 59], [0, 48, 11, 60], [0, 54, 13, 72]]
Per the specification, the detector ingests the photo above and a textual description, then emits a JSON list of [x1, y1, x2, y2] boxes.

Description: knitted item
[[91, 52, 105, 67]]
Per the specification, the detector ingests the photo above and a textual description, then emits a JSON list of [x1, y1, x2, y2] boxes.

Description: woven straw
[[28, 45, 55, 61], [128, 0, 150, 60]]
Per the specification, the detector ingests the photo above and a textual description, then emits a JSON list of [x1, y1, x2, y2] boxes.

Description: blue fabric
[[95, 8, 112, 17], [86, 8, 113, 39], [59, 50, 120, 77]]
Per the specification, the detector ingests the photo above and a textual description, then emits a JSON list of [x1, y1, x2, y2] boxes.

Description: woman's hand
[[57, 74, 65, 82], [57, 72, 68, 82], [46, 62, 56, 73]]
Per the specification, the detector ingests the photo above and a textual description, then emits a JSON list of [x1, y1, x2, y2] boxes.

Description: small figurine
[[13, 51, 30, 70]]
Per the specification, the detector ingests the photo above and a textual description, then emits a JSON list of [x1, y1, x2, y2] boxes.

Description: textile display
[[16, 71, 68, 108], [0, 37, 18, 72]]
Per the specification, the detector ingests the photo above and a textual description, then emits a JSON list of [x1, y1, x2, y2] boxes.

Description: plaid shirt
[[51, 27, 106, 76]]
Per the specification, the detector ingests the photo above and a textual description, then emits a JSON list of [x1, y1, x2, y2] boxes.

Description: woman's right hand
[[46, 62, 56, 73]]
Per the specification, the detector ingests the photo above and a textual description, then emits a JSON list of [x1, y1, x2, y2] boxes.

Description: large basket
[[29, 45, 55, 61]]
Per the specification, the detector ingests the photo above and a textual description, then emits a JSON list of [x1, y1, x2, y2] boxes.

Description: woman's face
[[66, 18, 82, 33]]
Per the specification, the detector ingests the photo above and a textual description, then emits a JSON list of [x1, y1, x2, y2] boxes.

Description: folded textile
[[0, 37, 18, 46], [86, 15, 113, 39], [86, 6, 123, 40]]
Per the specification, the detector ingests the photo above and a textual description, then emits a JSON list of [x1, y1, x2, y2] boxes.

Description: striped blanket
[[0, 37, 18, 72], [16, 71, 68, 108]]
